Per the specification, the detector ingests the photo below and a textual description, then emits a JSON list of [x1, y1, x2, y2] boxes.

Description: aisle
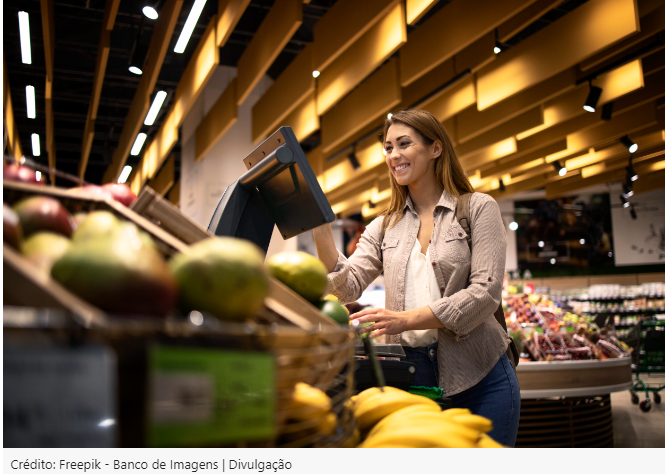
[[612, 374, 665, 448]]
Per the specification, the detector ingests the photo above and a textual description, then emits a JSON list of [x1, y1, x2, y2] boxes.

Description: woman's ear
[[431, 140, 443, 159]]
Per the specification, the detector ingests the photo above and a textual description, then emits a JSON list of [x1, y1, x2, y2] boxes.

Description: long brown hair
[[380, 109, 474, 230]]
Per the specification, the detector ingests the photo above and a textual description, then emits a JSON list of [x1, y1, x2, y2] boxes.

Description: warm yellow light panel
[[236, 0, 302, 105], [321, 58, 401, 154], [400, 0, 537, 86], [461, 137, 517, 169], [476, 0, 639, 110], [282, 92, 319, 142], [317, 2, 406, 115], [217, 0, 251, 47], [516, 85, 589, 140], [195, 78, 238, 162], [497, 0, 565, 43], [313, 0, 399, 72], [580, 162, 607, 178], [594, 59, 644, 106], [422, 75, 476, 123], [252, 44, 315, 144], [406, 0, 439, 25]]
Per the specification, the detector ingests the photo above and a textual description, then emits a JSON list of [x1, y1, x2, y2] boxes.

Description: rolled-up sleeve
[[325, 217, 385, 304], [428, 194, 506, 336]]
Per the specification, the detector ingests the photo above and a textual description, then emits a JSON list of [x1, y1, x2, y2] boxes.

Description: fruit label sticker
[[4, 346, 117, 447], [147, 346, 275, 447]]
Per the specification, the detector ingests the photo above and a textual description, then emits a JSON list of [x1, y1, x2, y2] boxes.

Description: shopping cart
[[630, 319, 665, 412]]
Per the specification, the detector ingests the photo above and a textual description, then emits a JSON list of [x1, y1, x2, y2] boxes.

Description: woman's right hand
[[312, 223, 338, 273]]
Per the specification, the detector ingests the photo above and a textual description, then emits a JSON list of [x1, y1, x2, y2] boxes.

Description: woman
[[313, 109, 520, 447]]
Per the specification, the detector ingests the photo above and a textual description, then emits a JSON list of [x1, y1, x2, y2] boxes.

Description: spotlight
[[347, 152, 361, 170], [387, 113, 393, 120], [554, 161, 567, 176], [494, 45, 501, 54], [493, 28, 504, 55], [143, 6, 158, 20], [538, 241, 545, 248], [508, 221, 518, 231], [630, 208, 637, 220], [128, 40, 148, 75], [312, 70, 320, 78], [583, 85, 602, 113], [499, 179, 505, 191], [622, 182, 633, 199], [620, 194, 630, 208], [620, 136, 638, 154], [579, 239, 585, 245], [608, 252, 613, 257], [601, 102, 613, 121], [550, 258, 556, 265]]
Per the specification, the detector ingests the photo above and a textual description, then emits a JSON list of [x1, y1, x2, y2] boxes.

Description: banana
[[355, 392, 440, 432], [339, 428, 361, 448], [368, 413, 481, 442], [446, 413, 493, 433], [367, 404, 443, 437], [361, 422, 478, 448], [477, 434, 505, 448], [439, 408, 472, 419], [289, 382, 332, 421], [353, 386, 403, 410], [319, 412, 338, 436]]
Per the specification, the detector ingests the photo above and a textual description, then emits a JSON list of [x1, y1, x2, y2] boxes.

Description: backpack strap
[[455, 193, 473, 252]]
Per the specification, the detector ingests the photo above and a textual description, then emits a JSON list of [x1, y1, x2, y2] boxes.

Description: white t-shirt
[[400, 238, 441, 348]]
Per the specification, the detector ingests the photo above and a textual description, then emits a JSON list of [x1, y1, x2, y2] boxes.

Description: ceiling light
[[608, 252, 613, 257], [312, 70, 320, 78], [550, 258, 556, 265], [579, 239, 585, 245], [143, 6, 159, 19], [118, 165, 133, 183], [494, 45, 501, 54], [35, 171, 42, 181], [347, 152, 361, 170], [129, 66, 142, 75], [387, 113, 393, 120], [620, 136, 638, 154], [601, 102, 613, 121], [499, 179, 505, 191], [144, 91, 168, 125], [128, 40, 148, 75], [31, 133, 40, 156], [538, 241, 544, 248], [130, 133, 148, 156], [554, 161, 567, 176], [583, 85, 602, 113], [26, 85, 36, 119], [174, 0, 207, 53], [18, 11, 32, 64], [508, 221, 518, 231]]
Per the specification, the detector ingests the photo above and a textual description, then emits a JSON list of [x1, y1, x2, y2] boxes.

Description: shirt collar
[[404, 189, 457, 213]]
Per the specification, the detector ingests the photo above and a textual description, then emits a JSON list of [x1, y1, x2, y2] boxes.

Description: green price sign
[[147, 346, 275, 447]]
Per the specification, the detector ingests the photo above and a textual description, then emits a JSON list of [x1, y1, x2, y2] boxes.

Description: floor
[[612, 373, 665, 447]]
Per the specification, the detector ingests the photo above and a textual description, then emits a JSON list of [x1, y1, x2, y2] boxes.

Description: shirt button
[[432, 262, 436, 267], [429, 349, 436, 357], [488, 277, 492, 282], [429, 240, 431, 243], [458, 233, 463, 237], [440, 287, 445, 292]]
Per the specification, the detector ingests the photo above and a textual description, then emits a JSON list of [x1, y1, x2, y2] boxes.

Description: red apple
[[12, 196, 75, 238], [101, 183, 137, 207]]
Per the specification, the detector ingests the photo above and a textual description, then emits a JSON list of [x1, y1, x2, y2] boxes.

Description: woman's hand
[[350, 308, 413, 338]]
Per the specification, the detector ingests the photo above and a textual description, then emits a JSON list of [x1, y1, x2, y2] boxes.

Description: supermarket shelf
[[584, 308, 665, 315], [520, 381, 633, 399]]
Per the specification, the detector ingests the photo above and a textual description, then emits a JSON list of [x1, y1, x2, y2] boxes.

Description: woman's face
[[384, 122, 441, 187]]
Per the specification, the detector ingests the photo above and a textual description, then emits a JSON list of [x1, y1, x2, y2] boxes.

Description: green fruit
[[3, 203, 23, 249], [169, 237, 269, 321], [13, 196, 74, 238], [318, 300, 349, 325], [21, 232, 71, 273], [51, 222, 177, 316], [266, 251, 328, 302], [359, 322, 375, 339], [72, 211, 119, 242]]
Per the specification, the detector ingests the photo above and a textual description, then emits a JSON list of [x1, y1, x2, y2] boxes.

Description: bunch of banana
[[279, 382, 338, 445]]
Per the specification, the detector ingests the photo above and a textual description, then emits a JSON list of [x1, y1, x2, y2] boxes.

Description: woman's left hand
[[350, 308, 412, 338]]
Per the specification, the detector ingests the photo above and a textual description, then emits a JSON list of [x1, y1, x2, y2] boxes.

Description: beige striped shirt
[[326, 190, 510, 396]]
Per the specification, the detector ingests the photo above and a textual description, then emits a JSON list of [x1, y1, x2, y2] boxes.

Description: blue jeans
[[403, 343, 521, 447]]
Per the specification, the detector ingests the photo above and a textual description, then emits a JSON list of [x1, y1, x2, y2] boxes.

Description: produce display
[[267, 251, 328, 303], [348, 387, 503, 448]]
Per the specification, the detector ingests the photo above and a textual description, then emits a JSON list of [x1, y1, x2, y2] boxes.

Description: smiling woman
[[312, 109, 521, 447]]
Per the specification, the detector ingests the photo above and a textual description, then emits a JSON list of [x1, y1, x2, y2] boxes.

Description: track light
[[347, 152, 361, 170], [368, 201, 376, 209], [387, 113, 393, 120], [620, 136, 638, 154], [601, 102, 613, 121], [554, 161, 567, 176], [312, 70, 320, 78], [143, 6, 158, 19], [128, 40, 148, 75], [508, 221, 518, 231], [499, 179, 505, 191], [493, 28, 504, 55], [583, 85, 602, 113], [620, 195, 630, 208]]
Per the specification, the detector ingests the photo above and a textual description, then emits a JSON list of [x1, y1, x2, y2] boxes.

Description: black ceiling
[[3, 0, 336, 187]]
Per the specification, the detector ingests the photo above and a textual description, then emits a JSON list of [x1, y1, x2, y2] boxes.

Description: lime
[[318, 300, 349, 325], [266, 251, 328, 302]]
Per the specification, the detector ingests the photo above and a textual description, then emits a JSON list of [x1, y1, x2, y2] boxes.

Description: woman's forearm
[[312, 223, 339, 273], [406, 306, 444, 331]]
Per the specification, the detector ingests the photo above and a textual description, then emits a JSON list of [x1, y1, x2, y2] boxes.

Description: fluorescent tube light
[[18, 12, 32, 64], [143, 6, 158, 20], [31, 133, 40, 156], [26, 85, 36, 119], [174, 0, 207, 53], [144, 91, 167, 125], [130, 133, 148, 156], [118, 166, 133, 184]]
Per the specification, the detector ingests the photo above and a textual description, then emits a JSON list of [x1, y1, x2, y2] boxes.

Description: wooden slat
[[321, 57, 401, 154], [317, 2, 406, 115], [217, 0, 251, 47], [479, 139, 568, 179], [497, 0, 566, 43], [148, 155, 175, 196], [252, 44, 315, 144], [477, 0, 639, 110], [565, 130, 664, 171], [236, 0, 302, 105], [595, 59, 645, 105], [321, 141, 385, 197], [282, 91, 319, 142], [40, 0, 56, 183], [3, 59, 23, 160], [633, 167, 665, 194], [79, 0, 120, 180], [195, 78, 238, 162], [422, 74, 476, 123], [400, 0, 538, 87], [168, 180, 180, 206], [406, 0, 439, 25], [313, 0, 399, 72], [102, 0, 184, 184]]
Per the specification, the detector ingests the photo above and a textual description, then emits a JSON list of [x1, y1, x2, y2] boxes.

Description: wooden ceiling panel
[[422, 74, 476, 123], [497, 0, 566, 43], [406, 0, 440, 25], [479, 139, 568, 179], [476, 0, 639, 110], [148, 155, 175, 196], [281, 91, 319, 142], [400, 0, 538, 86], [195, 78, 238, 162], [217, 0, 251, 47]]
